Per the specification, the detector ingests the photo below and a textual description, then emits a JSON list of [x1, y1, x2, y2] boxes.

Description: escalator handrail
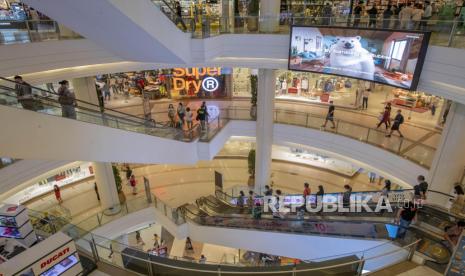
[[0, 76, 148, 123], [0, 89, 152, 127], [0, 87, 199, 138], [154, 0, 188, 30]]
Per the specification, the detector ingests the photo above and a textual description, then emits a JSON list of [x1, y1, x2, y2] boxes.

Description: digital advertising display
[[288, 26, 430, 90]]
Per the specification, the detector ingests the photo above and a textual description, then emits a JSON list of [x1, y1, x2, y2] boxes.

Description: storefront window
[[275, 70, 359, 107]]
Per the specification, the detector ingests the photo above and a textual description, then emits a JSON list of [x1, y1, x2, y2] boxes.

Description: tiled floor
[[370, 261, 442, 276], [106, 92, 442, 167]]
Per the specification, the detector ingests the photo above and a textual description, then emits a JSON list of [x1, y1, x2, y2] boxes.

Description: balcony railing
[[0, 19, 82, 45], [28, 191, 420, 275], [150, 0, 465, 50]]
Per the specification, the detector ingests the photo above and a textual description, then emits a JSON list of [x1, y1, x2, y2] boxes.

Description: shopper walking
[[353, 2, 363, 27], [196, 101, 209, 132], [168, 104, 176, 127], [130, 174, 137, 195], [321, 101, 336, 129], [450, 184, 465, 215], [383, 5, 394, 28], [57, 80, 77, 119], [125, 165, 132, 181], [102, 80, 111, 101], [94, 182, 100, 201], [322, 3, 332, 25], [377, 104, 391, 130], [342, 185, 352, 209], [412, 4, 424, 30], [14, 75, 36, 111], [369, 171, 377, 183], [444, 221, 465, 252], [395, 201, 418, 239], [238, 190, 245, 208], [199, 255, 207, 264], [135, 231, 145, 249], [399, 3, 413, 29], [185, 237, 194, 252], [367, 5, 378, 28], [386, 109, 404, 137], [247, 190, 255, 210], [316, 185, 325, 209], [380, 179, 391, 214], [362, 88, 370, 110], [264, 185, 273, 196], [54, 185, 63, 204], [421, 2, 432, 30], [177, 102, 186, 128], [153, 234, 160, 248], [185, 107, 193, 129]]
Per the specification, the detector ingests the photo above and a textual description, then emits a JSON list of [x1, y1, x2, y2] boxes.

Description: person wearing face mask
[[57, 80, 76, 119]]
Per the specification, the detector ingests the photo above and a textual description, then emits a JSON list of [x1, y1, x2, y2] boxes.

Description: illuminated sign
[[172, 67, 222, 94]]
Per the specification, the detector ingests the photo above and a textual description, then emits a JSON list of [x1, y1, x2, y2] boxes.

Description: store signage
[[40, 247, 70, 269], [172, 67, 222, 93]]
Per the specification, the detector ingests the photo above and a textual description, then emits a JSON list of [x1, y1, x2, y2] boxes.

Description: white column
[[255, 69, 276, 194], [72, 77, 99, 105], [92, 162, 120, 211], [259, 0, 280, 33], [428, 103, 465, 205]]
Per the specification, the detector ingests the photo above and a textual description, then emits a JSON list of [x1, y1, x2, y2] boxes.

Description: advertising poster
[[289, 26, 430, 90]]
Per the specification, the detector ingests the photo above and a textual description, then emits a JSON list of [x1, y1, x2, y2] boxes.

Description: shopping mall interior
[[1, 0, 465, 275]]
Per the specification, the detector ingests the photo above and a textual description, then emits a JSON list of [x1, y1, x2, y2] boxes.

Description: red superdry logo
[[40, 247, 70, 269]]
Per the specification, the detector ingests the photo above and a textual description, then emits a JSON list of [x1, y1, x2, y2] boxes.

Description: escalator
[[179, 189, 459, 272], [0, 77, 203, 162]]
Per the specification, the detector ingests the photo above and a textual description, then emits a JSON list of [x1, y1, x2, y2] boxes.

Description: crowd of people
[[167, 101, 209, 131]]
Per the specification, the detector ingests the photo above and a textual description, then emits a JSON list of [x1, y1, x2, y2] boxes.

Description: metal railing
[[217, 106, 436, 168], [0, 19, 82, 45], [149, 4, 465, 49], [0, 77, 201, 142], [28, 191, 420, 275]]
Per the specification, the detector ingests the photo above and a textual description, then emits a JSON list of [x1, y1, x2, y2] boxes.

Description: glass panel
[[402, 144, 435, 168], [275, 110, 307, 126], [336, 121, 369, 141]]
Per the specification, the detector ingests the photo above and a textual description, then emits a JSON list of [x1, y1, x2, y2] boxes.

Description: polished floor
[[106, 91, 442, 167], [24, 157, 404, 220]]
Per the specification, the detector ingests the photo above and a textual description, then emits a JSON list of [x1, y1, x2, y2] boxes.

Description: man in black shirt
[[353, 2, 363, 27], [413, 175, 428, 200], [321, 101, 336, 129], [367, 5, 378, 28], [395, 201, 418, 239], [386, 109, 404, 137], [174, 1, 187, 31]]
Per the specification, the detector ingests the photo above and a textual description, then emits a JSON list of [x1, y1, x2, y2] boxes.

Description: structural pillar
[[428, 103, 465, 205], [92, 162, 121, 213], [72, 77, 100, 108], [255, 69, 276, 194], [259, 0, 280, 33]]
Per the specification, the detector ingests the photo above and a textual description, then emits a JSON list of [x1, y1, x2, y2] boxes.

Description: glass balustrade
[[0, 20, 82, 45], [149, 0, 465, 50], [0, 77, 199, 142], [28, 190, 420, 276]]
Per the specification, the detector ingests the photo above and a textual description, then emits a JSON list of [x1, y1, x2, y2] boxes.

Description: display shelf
[[0, 204, 37, 247]]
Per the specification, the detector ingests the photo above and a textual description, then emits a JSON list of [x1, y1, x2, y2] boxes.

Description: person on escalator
[[247, 190, 255, 210], [57, 80, 76, 120], [395, 201, 418, 239], [413, 175, 428, 201], [237, 191, 245, 208], [273, 190, 284, 219], [450, 184, 465, 215], [444, 220, 465, 251], [14, 75, 36, 111], [342, 185, 352, 209]]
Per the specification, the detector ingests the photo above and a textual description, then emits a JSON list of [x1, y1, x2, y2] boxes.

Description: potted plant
[[112, 165, 126, 204], [247, 149, 256, 186], [247, 0, 259, 32], [250, 74, 258, 119]]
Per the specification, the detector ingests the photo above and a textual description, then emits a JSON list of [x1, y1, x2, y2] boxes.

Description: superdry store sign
[[171, 67, 230, 98]]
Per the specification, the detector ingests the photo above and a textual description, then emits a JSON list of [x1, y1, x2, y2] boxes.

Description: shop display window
[[40, 254, 79, 276]]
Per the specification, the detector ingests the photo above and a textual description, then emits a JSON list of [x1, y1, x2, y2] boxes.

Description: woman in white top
[[185, 107, 193, 129]]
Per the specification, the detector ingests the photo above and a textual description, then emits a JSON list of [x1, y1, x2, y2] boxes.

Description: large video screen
[[288, 26, 430, 90]]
